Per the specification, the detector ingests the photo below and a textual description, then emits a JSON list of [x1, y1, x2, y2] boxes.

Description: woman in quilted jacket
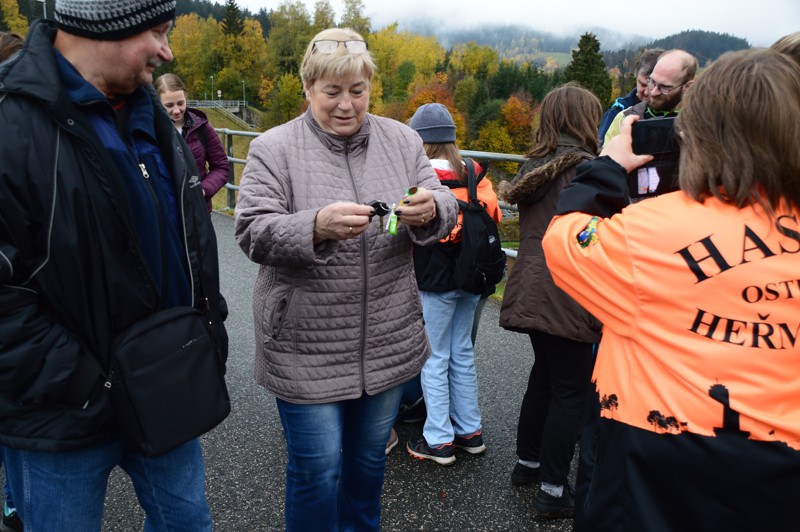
[[234, 28, 458, 531], [155, 73, 229, 212]]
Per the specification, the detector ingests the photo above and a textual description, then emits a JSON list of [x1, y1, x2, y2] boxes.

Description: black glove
[[555, 156, 630, 218]]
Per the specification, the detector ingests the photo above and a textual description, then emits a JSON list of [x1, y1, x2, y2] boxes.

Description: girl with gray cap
[[406, 103, 502, 466]]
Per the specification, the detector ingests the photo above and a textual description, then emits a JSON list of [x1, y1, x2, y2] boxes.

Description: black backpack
[[452, 160, 507, 295]]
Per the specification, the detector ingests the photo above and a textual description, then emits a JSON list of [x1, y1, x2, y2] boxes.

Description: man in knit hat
[[0, 1, 228, 529]]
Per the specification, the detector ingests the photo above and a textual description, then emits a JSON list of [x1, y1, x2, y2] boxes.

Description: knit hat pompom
[[55, 0, 176, 41], [409, 103, 456, 144]]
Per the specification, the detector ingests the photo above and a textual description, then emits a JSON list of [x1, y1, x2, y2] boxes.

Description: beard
[[649, 89, 683, 112]]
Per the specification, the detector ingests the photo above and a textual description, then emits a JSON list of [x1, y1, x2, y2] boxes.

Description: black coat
[[0, 21, 228, 452]]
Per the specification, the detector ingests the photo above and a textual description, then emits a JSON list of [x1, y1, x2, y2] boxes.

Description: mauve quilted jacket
[[235, 110, 459, 403]]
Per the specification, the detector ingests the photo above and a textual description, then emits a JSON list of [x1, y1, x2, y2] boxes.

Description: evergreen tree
[[563, 32, 612, 107], [255, 7, 272, 39], [221, 0, 244, 37]]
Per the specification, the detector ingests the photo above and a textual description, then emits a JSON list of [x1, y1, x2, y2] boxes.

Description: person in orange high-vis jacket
[[542, 49, 800, 531]]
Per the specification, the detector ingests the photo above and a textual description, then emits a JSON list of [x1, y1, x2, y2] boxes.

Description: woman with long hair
[[497, 83, 603, 518]]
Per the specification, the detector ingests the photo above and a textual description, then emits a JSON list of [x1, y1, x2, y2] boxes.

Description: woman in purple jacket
[[155, 73, 230, 212]]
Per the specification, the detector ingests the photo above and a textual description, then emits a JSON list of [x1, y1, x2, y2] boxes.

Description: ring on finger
[[349, 226, 353, 234]]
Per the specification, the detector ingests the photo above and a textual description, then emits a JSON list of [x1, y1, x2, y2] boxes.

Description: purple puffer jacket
[[183, 108, 230, 212]]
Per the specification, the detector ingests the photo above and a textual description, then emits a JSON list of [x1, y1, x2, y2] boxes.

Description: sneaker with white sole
[[406, 436, 456, 466], [454, 429, 486, 455]]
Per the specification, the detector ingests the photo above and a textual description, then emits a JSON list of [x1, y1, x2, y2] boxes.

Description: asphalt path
[[100, 212, 575, 531]]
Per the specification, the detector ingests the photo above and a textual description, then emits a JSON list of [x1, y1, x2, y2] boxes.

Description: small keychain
[[387, 187, 418, 235], [386, 203, 399, 235], [365, 200, 391, 233]]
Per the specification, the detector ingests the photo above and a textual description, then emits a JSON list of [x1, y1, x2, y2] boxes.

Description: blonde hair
[[154, 73, 186, 96], [771, 31, 800, 68], [678, 48, 800, 216], [300, 28, 376, 88]]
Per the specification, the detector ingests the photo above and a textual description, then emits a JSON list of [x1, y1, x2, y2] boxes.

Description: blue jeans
[[420, 289, 482, 446], [3, 437, 210, 531], [276, 386, 403, 532]]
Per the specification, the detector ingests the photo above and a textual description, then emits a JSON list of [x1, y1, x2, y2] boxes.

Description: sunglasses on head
[[312, 40, 368, 54]]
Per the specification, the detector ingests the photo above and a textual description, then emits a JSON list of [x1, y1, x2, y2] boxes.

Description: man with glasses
[[603, 49, 697, 145], [598, 48, 664, 146]]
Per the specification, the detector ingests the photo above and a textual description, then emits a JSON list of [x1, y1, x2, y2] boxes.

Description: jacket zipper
[[344, 140, 368, 391], [136, 160, 168, 303]]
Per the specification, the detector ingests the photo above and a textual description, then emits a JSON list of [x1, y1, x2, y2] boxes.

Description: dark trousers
[[515, 331, 596, 485]]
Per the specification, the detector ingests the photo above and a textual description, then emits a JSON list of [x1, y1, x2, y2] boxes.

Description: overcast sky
[[237, 0, 798, 48]]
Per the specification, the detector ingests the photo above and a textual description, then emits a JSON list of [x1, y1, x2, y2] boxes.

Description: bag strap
[[463, 158, 489, 203]]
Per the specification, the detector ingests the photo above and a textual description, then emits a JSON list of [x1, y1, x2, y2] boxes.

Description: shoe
[[406, 436, 456, 466], [1, 503, 22, 532], [397, 398, 426, 423], [511, 462, 540, 486], [533, 484, 575, 519], [385, 428, 398, 455], [454, 429, 486, 455]]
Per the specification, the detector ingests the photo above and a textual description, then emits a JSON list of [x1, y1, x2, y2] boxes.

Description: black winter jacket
[[0, 21, 228, 452]]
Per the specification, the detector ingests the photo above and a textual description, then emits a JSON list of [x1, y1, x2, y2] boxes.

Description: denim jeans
[[276, 385, 402, 532], [3, 437, 210, 531], [420, 289, 482, 446]]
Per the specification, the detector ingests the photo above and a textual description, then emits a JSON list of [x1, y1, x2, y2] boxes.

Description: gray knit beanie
[[409, 103, 456, 143], [55, 0, 176, 41]]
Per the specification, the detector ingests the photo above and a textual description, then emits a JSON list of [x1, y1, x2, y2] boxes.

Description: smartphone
[[631, 116, 679, 155], [627, 117, 680, 199]]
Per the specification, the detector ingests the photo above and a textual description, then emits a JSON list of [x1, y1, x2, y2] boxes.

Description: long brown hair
[[527, 82, 602, 158], [678, 48, 800, 216], [423, 142, 466, 182], [0, 32, 23, 62]]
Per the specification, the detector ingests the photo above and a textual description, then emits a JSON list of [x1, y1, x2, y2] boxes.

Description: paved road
[[101, 213, 575, 531]]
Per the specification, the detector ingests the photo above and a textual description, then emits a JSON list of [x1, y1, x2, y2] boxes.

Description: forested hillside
[[3, 0, 751, 166]]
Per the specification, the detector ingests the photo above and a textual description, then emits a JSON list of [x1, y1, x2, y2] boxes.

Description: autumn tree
[[340, 0, 370, 37], [473, 120, 517, 174], [311, 0, 335, 34], [453, 76, 479, 116], [369, 24, 444, 103], [501, 93, 536, 153], [261, 72, 304, 129], [221, 0, 244, 36], [216, 18, 269, 103], [448, 42, 499, 80], [404, 73, 465, 142], [265, 1, 312, 78], [168, 14, 225, 97], [563, 32, 612, 107], [0, 0, 28, 34]]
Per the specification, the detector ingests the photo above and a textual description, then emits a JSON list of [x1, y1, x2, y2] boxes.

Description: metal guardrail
[[214, 127, 523, 220], [214, 127, 522, 258]]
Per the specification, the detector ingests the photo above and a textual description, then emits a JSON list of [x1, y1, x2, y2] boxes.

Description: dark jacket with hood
[[182, 107, 229, 212], [0, 21, 228, 452], [498, 140, 601, 343]]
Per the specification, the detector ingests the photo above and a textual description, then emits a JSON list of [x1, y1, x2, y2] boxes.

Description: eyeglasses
[[312, 40, 368, 54], [647, 77, 687, 95]]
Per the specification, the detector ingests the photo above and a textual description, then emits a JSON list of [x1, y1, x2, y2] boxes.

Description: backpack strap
[[463, 158, 488, 203]]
